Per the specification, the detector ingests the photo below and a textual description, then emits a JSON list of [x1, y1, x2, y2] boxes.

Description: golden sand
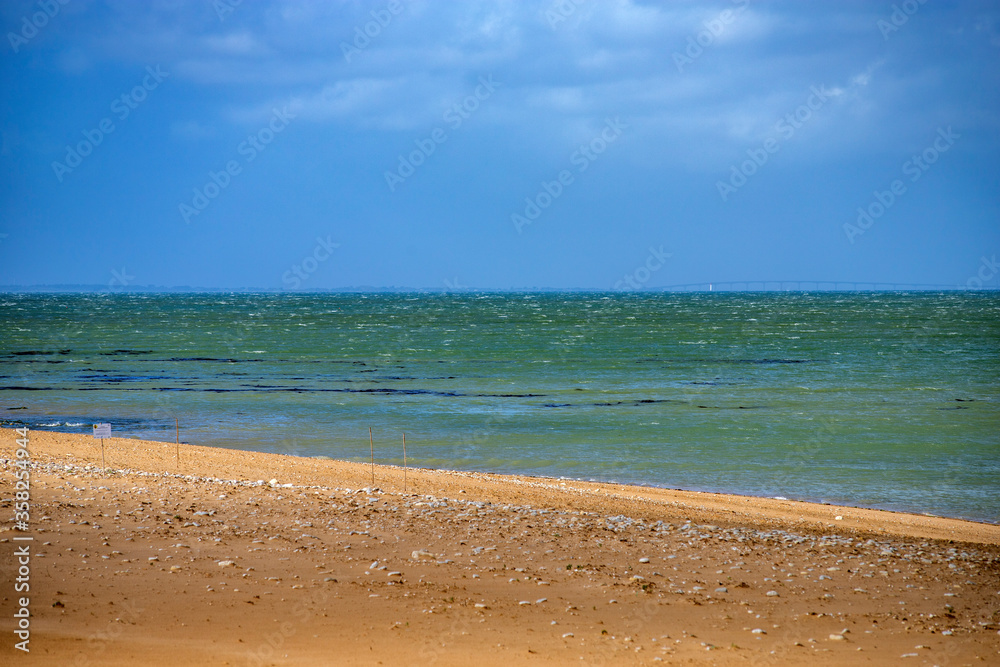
[[2, 427, 998, 665]]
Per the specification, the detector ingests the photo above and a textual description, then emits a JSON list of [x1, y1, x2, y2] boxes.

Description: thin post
[[175, 417, 180, 465], [369, 426, 375, 487], [100, 438, 106, 469], [402, 432, 407, 493]]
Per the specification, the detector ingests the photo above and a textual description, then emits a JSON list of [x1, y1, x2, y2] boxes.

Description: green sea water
[[1, 291, 998, 522]]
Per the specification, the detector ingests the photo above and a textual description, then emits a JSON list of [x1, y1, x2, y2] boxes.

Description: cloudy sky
[[2, 0, 998, 290]]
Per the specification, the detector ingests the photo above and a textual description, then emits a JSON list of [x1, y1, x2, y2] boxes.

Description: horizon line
[[1, 282, 996, 294]]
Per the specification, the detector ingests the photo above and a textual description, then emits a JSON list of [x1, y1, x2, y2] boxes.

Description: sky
[[1, 0, 998, 291]]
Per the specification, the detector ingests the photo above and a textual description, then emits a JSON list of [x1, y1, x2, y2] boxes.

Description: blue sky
[[1, 0, 998, 290]]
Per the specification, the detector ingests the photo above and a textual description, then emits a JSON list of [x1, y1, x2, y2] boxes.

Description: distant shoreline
[[3, 285, 995, 293]]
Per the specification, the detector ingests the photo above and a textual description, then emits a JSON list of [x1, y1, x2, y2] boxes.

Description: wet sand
[[1, 427, 998, 665]]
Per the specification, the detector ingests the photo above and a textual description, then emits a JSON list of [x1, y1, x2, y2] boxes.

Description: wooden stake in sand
[[369, 426, 375, 487], [175, 417, 180, 465], [402, 432, 407, 493], [93, 423, 111, 470]]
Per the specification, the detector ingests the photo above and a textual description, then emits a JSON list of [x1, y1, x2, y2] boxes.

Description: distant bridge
[[649, 281, 989, 292]]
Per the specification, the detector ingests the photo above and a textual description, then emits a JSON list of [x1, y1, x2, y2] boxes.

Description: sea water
[[2, 291, 997, 522]]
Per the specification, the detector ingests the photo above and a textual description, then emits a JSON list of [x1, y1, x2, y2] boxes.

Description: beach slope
[[2, 428, 998, 665]]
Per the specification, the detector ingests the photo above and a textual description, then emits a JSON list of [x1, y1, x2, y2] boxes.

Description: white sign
[[93, 423, 111, 439]]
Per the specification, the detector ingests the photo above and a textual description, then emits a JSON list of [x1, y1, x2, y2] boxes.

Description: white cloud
[[850, 60, 884, 88], [43, 0, 992, 168]]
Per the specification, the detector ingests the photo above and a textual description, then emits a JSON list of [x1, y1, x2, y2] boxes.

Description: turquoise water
[[1, 292, 998, 522]]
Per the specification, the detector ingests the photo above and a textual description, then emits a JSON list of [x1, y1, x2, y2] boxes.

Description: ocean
[[2, 291, 997, 522]]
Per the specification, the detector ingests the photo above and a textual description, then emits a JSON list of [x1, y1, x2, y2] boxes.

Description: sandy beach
[[1, 427, 998, 665]]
